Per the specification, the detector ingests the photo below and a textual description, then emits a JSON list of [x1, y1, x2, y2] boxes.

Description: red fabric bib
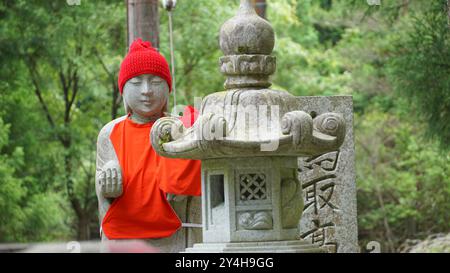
[[101, 117, 201, 239]]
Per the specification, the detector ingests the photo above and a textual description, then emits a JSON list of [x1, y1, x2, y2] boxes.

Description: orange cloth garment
[[101, 116, 201, 239]]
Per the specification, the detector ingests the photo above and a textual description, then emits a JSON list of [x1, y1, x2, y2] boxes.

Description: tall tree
[[127, 0, 159, 48], [389, 0, 450, 148]]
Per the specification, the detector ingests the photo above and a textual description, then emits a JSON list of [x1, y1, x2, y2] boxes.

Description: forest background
[[0, 0, 449, 252]]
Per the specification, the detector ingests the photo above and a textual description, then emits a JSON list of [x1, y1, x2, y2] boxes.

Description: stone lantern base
[[184, 240, 326, 253], [200, 156, 306, 243]]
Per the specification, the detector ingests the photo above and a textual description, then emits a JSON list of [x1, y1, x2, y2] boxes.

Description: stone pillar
[[297, 96, 358, 253]]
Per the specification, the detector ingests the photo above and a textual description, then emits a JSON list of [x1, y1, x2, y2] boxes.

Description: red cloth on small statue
[[101, 109, 201, 239]]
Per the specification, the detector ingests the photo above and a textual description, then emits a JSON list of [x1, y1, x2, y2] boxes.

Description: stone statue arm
[[95, 117, 126, 226]]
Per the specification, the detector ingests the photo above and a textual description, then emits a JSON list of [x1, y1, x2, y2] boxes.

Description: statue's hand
[[98, 160, 123, 198]]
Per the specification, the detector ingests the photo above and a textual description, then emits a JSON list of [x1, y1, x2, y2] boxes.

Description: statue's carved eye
[[129, 78, 142, 84], [151, 80, 163, 85]]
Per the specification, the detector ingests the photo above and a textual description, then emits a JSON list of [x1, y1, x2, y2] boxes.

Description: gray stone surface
[[219, 0, 274, 56], [404, 233, 450, 253], [199, 157, 301, 243], [185, 240, 326, 253], [297, 96, 358, 253]]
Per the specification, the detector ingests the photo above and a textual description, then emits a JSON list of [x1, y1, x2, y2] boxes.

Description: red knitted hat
[[118, 38, 172, 94]]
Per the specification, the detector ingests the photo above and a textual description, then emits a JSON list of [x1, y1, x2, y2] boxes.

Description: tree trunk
[[447, 0, 450, 27], [77, 213, 91, 241], [127, 0, 159, 49], [111, 81, 120, 119]]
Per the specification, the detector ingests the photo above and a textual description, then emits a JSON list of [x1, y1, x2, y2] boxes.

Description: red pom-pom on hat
[[118, 38, 172, 94], [129, 39, 154, 52]]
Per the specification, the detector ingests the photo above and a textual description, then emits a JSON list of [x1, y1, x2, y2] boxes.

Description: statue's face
[[122, 74, 169, 118]]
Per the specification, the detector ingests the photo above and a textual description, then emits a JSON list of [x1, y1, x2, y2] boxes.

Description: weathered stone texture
[[297, 96, 358, 253]]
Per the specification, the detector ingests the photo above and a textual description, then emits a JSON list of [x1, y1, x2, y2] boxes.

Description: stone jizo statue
[[95, 39, 201, 251], [97, 74, 169, 199]]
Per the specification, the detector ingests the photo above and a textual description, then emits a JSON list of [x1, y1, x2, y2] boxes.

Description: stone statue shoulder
[[96, 115, 127, 167], [97, 115, 127, 142]]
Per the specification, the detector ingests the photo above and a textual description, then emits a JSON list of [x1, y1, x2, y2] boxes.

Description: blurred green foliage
[[0, 0, 448, 251]]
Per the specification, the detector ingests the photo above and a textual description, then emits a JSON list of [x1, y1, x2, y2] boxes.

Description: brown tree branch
[[26, 58, 67, 144], [68, 69, 78, 112], [93, 48, 114, 80], [59, 70, 68, 103], [92, 47, 121, 119], [30, 69, 56, 129]]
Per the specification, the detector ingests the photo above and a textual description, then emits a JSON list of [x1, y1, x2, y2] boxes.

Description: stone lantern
[[150, 0, 346, 252]]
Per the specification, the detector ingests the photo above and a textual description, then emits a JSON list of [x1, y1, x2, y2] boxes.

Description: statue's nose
[[141, 80, 152, 96]]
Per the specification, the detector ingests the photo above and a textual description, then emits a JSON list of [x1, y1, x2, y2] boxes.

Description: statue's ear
[[123, 96, 132, 114], [163, 100, 168, 117]]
